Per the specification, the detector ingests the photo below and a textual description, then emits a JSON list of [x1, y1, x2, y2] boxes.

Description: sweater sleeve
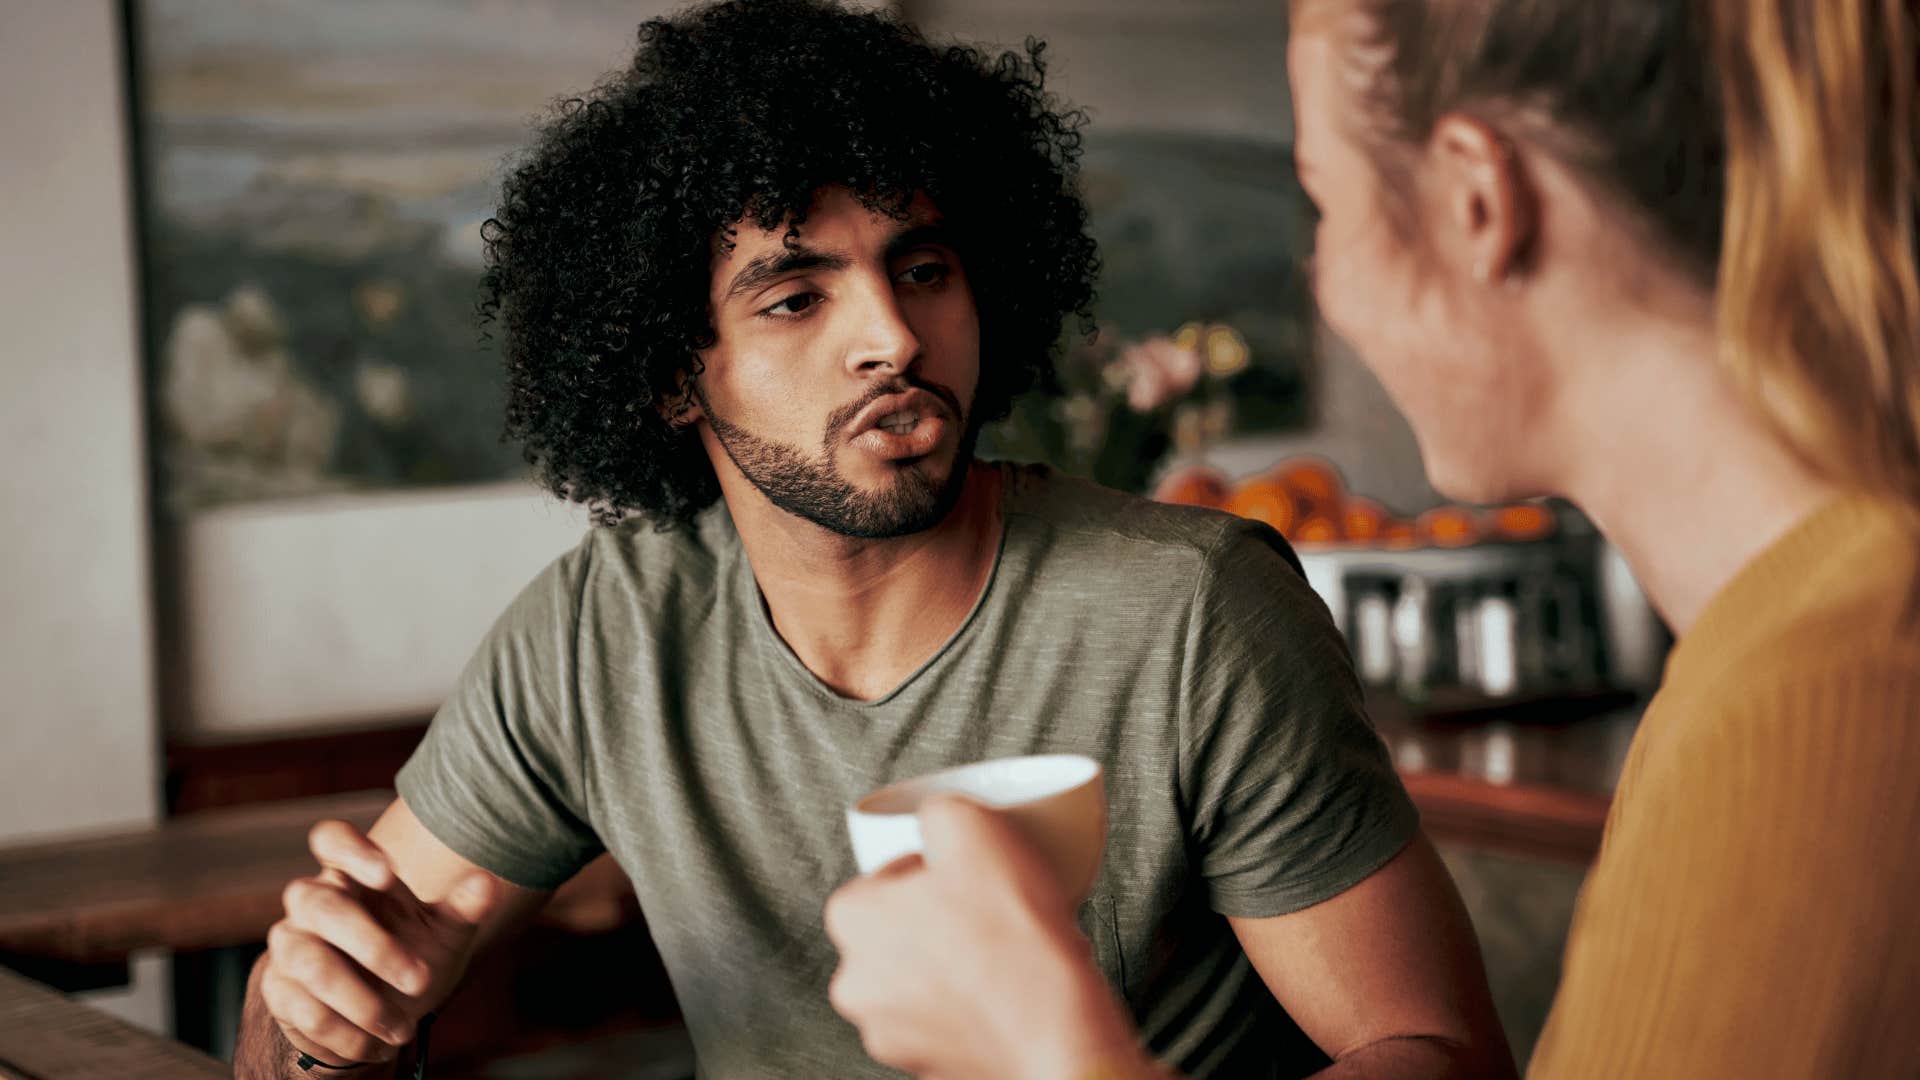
[[1528, 649, 1920, 1079]]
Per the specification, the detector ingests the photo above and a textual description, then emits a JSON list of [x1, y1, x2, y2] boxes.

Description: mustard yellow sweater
[[1530, 496, 1920, 1078]]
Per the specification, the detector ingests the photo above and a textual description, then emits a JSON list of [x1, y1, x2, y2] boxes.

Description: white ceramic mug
[[845, 754, 1107, 903]]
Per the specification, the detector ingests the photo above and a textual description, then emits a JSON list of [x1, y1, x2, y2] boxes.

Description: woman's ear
[[1429, 114, 1538, 285]]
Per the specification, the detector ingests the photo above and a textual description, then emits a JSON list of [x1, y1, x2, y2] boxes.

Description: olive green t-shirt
[[397, 462, 1418, 1079]]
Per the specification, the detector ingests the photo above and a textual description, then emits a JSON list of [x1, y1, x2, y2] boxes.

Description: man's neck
[[728, 462, 1004, 701]]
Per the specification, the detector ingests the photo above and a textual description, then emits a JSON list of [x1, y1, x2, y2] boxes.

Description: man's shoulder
[[1002, 461, 1240, 554], [531, 501, 738, 624], [1001, 462, 1303, 579], [584, 502, 733, 566]]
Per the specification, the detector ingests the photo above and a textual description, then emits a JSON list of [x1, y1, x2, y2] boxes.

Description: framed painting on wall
[[128, 0, 689, 737]]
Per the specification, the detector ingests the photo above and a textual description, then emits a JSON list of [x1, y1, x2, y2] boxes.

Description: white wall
[[0, 0, 168, 1035], [0, 1, 161, 844], [176, 486, 589, 737]]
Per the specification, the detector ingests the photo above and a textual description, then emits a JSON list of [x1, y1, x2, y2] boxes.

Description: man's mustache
[[824, 377, 966, 441]]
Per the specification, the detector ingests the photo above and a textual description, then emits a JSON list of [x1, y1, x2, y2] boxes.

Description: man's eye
[[897, 261, 949, 286], [762, 292, 819, 317]]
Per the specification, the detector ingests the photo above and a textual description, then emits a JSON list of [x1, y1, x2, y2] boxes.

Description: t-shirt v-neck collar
[[735, 466, 1014, 710]]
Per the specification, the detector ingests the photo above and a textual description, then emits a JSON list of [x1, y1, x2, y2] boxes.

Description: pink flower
[[1120, 335, 1204, 412]]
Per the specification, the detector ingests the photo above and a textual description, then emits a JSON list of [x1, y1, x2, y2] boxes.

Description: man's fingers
[[262, 944, 405, 1066], [430, 871, 496, 933], [280, 879, 432, 997], [265, 923, 418, 1043], [308, 820, 397, 893]]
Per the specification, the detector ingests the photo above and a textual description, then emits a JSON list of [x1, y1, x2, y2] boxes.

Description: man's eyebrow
[[886, 222, 955, 261], [723, 246, 850, 300]]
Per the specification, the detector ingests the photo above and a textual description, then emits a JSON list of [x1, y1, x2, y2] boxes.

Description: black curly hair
[[480, 0, 1099, 528]]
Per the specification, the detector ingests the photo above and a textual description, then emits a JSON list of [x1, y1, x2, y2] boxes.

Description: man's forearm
[[1310, 1034, 1517, 1080], [234, 956, 398, 1080]]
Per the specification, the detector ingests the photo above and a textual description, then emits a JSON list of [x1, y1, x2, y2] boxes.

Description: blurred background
[[0, 1, 1667, 1074]]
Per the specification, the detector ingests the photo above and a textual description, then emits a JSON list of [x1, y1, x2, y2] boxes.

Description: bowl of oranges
[[1152, 456, 1558, 551]]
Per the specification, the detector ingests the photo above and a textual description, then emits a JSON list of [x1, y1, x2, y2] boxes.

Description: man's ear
[[661, 369, 705, 428]]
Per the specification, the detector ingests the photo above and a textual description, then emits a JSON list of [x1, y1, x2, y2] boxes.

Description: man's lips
[[851, 413, 949, 460], [844, 388, 951, 441]]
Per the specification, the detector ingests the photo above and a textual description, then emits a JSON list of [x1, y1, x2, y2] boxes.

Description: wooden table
[[0, 965, 223, 1079], [0, 787, 643, 1059], [0, 791, 388, 965], [0, 789, 638, 968]]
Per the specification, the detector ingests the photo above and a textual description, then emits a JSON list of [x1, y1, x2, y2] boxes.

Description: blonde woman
[[824, 0, 1920, 1076]]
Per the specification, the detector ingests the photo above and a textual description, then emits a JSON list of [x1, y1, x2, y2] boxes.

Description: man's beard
[[700, 380, 977, 540]]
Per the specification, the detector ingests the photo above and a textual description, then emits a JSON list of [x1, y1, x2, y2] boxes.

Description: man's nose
[[843, 281, 923, 378]]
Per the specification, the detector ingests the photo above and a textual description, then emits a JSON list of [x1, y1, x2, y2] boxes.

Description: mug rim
[[851, 753, 1101, 817]]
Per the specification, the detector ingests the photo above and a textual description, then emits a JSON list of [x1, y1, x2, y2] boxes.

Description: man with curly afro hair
[[237, 3, 1498, 1078]]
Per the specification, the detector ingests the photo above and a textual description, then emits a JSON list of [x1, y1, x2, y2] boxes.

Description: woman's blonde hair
[[1338, 0, 1920, 506], [1711, 0, 1920, 507]]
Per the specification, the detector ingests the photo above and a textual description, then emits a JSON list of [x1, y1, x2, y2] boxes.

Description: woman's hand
[[824, 796, 1158, 1080]]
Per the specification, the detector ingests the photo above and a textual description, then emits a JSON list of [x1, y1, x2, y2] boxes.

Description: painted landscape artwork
[[134, 1, 1316, 511], [133, 0, 653, 512]]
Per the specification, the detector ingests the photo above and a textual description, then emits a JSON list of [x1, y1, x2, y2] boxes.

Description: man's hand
[[257, 819, 495, 1068], [824, 796, 1158, 1080]]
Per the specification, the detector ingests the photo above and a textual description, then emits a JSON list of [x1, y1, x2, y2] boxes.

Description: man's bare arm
[[1229, 835, 1516, 1080], [232, 798, 551, 1078]]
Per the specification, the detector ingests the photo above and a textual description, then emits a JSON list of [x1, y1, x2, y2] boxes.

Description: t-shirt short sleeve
[[1179, 519, 1420, 918], [395, 540, 605, 890]]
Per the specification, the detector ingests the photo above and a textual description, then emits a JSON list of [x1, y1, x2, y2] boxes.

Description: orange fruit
[[1275, 457, 1345, 518], [1152, 464, 1231, 510], [1381, 521, 1419, 549], [1294, 515, 1342, 546], [1489, 503, 1556, 541], [1341, 498, 1389, 544], [1223, 477, 1297, 536], [1416, 506, 1483, 548]]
